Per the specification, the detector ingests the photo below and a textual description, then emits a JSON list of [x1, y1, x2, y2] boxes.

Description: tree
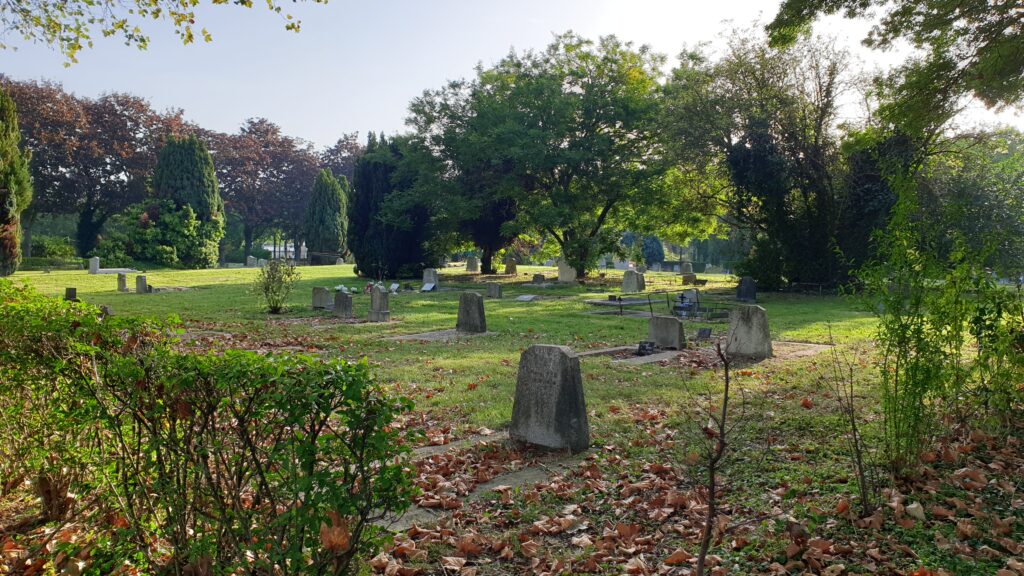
[[768, 0, 1024, 137], [412, 33, 671, 277], [320, 133, 364, 184], [0, 87, 32, 276], [348, 134, 437, 279], [304, 169, 348, 265], [1, 0, 328, 63]]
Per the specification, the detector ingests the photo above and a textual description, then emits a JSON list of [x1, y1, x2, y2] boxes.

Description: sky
[[2, 0, 1021, 149]]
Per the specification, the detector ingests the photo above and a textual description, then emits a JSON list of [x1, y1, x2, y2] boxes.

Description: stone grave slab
[[510, 345, 590, 452], [648, 315, 685, 349], [515, 294, 538, 302], [725, 304, 772, 359]]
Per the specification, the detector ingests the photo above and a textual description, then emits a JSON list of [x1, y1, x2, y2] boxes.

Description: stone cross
[[510, 345, 590, 452], [368, 285, 390, 322], [456, 291, 487, 333], [333, 291, 353, 319], [736, 276, 757, 303], [648, 315, 685, 350], [485, 282, 503, 299], [725, 304, 772, 360], [622, 270, 646, 293], [88, 257, 100, 275], [117, 273, 128, 293]]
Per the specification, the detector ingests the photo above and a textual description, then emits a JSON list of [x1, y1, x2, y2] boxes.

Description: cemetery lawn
[[8, 265, 1024, 576]]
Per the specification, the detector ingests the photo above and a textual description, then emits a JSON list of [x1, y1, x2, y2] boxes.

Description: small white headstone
[[516, 295, 537, 302], [420, 283, 435, 293], [88, 257, 100, 275]]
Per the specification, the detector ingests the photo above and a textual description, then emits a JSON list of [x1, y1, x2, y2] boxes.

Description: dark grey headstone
[[333, 292, 353, 319], [648, 315, 685, 349], [135, 275, 149, 294], [368, 286, 390, 322], [456, 291, 487, 333], [510, 345, 590, 452], [737, 276, 757, 303], [466, 256, 480, 273], [681, 273, 697, 285], [64, 287, 77, 302], [681, 262, 694, 274], [637, 341, 657, 356], [696, 327, 712, 341], [485, 282, 502, 299], [532, 273, 546, 284], [117, 273, 128, 293], [725, 305, 772, 359], [622, 270, 646, 293]]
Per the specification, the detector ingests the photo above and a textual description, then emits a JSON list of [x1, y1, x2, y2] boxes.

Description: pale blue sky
[[1, 0, 1020, 148]]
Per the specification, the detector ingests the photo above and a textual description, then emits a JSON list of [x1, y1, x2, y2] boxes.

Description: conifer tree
[[152, 135, 223, 221], [0, 88, 32, 277], [304, 169, 348, 265]]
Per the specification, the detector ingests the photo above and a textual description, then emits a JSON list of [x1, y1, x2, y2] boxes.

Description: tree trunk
[[20, 211, 35, 258], [243, 225, 254, 259], [480, 246, 495, 275], [76, 209, 105, 257]]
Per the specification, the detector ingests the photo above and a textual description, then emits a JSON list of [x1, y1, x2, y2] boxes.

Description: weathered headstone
[[557, 259, 577, 283], [246, 256, 257, 268], [737, 276, 757, 303], [64, 287, 77, 302], [485, 282, 503, 299], [422, 268, 439, 291], [504, 255, 517, 275], [333, 292, 353, 319], [257, 258, 268, 267], [622, 270, 646, 293], [368, 285, 390, 322], [117, 273, 128, 293], [135, 275, 149, 294], [651, 262, 662, 272], [725, 304, 772, 360], [312, 287, 333, 310], [532, 273, 546, 284], [510, 345, 590, 452], [466, 256, 479, 273], [597, 256, 607, 269], [695, 327, 712, 342], [88, 257, 100, 274], [456, 291, 487, 333], [648, 315, 685, 350], [389, 283, 400, 293], [420, 283, 435, 293], [681, 273, 698, 285], [516, 294, 537, 302], [681, 262, 694, 274]]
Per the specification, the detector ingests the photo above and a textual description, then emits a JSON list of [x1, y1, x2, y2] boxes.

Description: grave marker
[[312, 287, 332, 310], [88, 257, 100, 275], [516, 295, 537, 302], [681, 273, 697, 285], [64, 287, 77, 302], [510, 345, 590, 452], [504, 255, 517, 275], [681, 262, 694, 274], [532, 273, 546, 284], [648, 315, 685, 349], [422, 268, 439, 291], [333, 292, 353, 319], [737, 276, 757, 303], [117, 273, 128, 293], [557, 259, 577, 283], [725, 305, 772, 360], [368, 285, 390, 322], [622, 270, 646, 293], [456, 291, 487, 333], [485, 282, 503, 299], [466, 256, 479, 273], [135, 275, 149, 294], [246, 256, 257, 268]]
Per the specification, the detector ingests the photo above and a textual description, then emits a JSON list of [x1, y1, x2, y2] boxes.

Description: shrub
[[0, 279, 416, 574], [253, 258, 300, 313], [0, 86, 32, 277], [30, 235, 76, 258]]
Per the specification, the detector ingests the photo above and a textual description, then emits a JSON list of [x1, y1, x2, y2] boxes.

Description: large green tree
[[304, 169, 348, 265], [0, 87, 32, 276]]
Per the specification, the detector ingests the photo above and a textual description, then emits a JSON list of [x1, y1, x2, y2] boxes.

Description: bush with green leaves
[[253, 258, 300, 313], [94, 199, 221, 268], [0, 279, 416, 574], [30, 234, 76, 258]]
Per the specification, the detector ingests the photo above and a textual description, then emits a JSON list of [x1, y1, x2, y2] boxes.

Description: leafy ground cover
[[4, 264, 1021, 575]]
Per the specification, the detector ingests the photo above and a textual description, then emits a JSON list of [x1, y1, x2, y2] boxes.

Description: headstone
[[725, 305, 772, 360], [466, 256, 479, 273], [737, 276, 757, 303], [597, 256, 607, 269], [673, 264, 680, 273], [532, 273, 546, 284], [420, 283, 435, 293], [333, 292, 353, 319], [557, 259, 577, 283], [368, 285, 391, 322], [246, 256, 257, 268], [636, 264, 647, 274], [335, 257, 345, 265], [135, 275, 149, 294], [648, 315, 685, 350], [64, 287, 77, 302], [456, 291, 487, 333], [88, 257, 100, 275], [516, 295, 537, 302], [485, 282, 503, 299], [422, 268, 439, 290], [312, 287, 332, 310], [652, 262, 662, 272], [622, 270, 646, 293], [696, 327, 712, 342], [681, 273, 698, 285], [389, 283, 400, 293], [117, 273, 128, 293], [681, 262, 694, 274], [510, 345, 590, 452], [637, 341, 657, 356], [257, 258, 267, 267], [504, 255, 517, 275]]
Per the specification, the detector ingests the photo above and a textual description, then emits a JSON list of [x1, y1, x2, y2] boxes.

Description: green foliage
[[96, 199, 220, 269], [0, 87, 32, 276], [349, 134, 439, 279], [29, 234, 75, 258], [305, 169, 348, 265], [253, 258, 300, 313], [0, 279, 415, 573], [152, 134, 223, 223]]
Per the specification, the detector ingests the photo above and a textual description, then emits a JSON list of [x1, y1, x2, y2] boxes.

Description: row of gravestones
[[458, 255, 519, 275], [512, 303, 772, 452], [311, 285, 491, 332]]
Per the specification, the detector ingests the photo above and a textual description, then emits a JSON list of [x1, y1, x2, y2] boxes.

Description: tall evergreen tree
[[149, 134, 224, 268], [0, 88, 32, 276], [304, 169, 347, 265]]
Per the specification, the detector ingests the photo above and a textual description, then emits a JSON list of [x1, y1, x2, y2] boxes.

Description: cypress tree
[[152, 135, 223, 222], [304, 169, 348, 265], [0, 88, 32, 277]]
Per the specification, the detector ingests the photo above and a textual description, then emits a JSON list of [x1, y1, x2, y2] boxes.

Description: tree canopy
[[304, 169, 348, 265], [0, 87, 32, 276]]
